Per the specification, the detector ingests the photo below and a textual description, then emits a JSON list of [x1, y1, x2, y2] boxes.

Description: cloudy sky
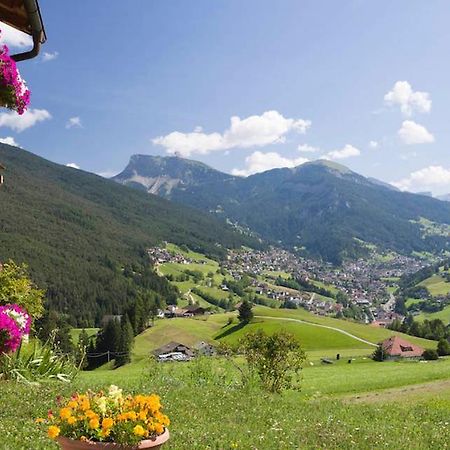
[[1, 1, 449, 195]]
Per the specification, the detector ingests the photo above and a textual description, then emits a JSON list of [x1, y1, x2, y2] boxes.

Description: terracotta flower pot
[[57, 429, 170, 450]]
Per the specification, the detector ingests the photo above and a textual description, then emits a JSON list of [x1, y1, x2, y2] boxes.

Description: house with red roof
[[381, 336, 424, 360]]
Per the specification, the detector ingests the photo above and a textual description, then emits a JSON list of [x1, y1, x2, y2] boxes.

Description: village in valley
[[147, 243, 434, 328]]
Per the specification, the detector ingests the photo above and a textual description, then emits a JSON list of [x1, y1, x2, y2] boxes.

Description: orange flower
[[89, 418, 100, 429], [67, 400, 78, 409], [85, 410, 97, 420], [47, 425, 60, 439], [59, 408, 72, 420], [102, 417, 114, 429], [154, 423, 164, 435]]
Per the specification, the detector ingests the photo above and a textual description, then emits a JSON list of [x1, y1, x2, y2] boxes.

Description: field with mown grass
[[253, 306, 437, 348], [2, 354, 450, 449]]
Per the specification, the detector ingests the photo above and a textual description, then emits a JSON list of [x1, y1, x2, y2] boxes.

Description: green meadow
[[2, 353, 450, 449]]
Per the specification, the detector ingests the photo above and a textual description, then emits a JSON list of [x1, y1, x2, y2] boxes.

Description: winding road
[[255, 315, 378, 347]]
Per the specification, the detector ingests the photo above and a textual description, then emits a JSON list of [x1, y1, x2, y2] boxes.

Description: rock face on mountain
[[113, 155, 234, 196], [114, 155, 450, 263]]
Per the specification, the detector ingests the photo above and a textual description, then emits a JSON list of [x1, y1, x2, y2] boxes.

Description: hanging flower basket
[[0, 30, 30, 115], [0, 304, 31, 353], [40, 386, 170, 449]]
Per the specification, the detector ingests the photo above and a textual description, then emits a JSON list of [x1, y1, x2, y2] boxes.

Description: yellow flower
[[67, 400, 78, 409], [100, 429, 111, 438], [60, 408, 72, 420], [102, 417, 114, 429], [154, 423, 164, 435], [47, 425, 60, 439], [138, 410, 147, 421], [67, 416, 77, 425], [89, 418, 100, 429], [35, 418, 45, 424], [133, 425, 146, 437], [95, 396, 107, 414]]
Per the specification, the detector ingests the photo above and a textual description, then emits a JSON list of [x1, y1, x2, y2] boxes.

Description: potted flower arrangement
[[43, 385, 170, 449], [0, 304, 31, 353], [0, 30, 31, 115]]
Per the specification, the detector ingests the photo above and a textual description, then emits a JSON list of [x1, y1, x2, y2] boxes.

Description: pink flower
[[0, 304, 31, 353], [0, 30, 31, 115]]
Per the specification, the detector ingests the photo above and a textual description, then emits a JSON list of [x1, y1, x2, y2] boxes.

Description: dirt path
[[255, 315, 378, 347]]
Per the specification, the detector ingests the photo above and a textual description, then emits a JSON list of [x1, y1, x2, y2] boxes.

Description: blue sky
[[1, 1, 449, 194]]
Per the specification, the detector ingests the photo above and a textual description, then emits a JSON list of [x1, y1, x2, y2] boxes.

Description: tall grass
[[0, 337, 79, 383]]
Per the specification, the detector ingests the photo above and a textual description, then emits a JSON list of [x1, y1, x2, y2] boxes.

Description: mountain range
[[114, 155, 450, 263], [0, 145, 257, 325]]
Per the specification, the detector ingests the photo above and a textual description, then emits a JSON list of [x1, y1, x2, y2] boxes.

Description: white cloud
[[152, 110, 311, 157], [97, 170, 118, 178], [298, 143, 319, 153], [324, 144, 361, 160], [0, 22, 32, 49], [369, 140, 379, 149], [384, 81, 431, 117], [398, 120, 434, 145], [66, 163, 80, 169], [231, 151, 309, 177], [0, 136, 19, 146], [392, 165, 450, 193], [65, 116, 82, 129], [42, 51, 59, 62], [0, 108, 51, 132]]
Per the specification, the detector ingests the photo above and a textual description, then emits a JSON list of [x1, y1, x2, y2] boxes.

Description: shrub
[[437, 338, 450, 356], [0, 261, 44, 319], [240, 329, 306, 393], [422, 349, 439, 360], [372, 344, 386, 362]]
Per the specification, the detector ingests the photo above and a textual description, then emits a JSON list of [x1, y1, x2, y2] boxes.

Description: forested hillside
[[114, 156, 450, 263], [0, 145, 259, 326]]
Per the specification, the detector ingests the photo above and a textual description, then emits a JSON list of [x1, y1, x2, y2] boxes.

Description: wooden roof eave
[[0, 0, 46, 62]]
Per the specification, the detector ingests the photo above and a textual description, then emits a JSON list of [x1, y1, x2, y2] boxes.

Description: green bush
[[437, 338, 450, 356], [422, 349, 439, 361], [240, 329, 306, 393]]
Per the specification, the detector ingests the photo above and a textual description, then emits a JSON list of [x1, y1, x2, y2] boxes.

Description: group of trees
[[388, 315, 450, 341], [89, 316, 134, 368], [191, 288, 234, 311]]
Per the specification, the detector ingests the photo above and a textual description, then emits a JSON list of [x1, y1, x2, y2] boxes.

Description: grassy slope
[[216, 318, 372, 351], [253, 306, 437, 348], [418, 273, 450, 296], [414, 267, 450, 322]]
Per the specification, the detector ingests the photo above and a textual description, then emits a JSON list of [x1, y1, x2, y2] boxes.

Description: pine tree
[[115, 315, 134, 367], [238, 299, 253, 324]]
